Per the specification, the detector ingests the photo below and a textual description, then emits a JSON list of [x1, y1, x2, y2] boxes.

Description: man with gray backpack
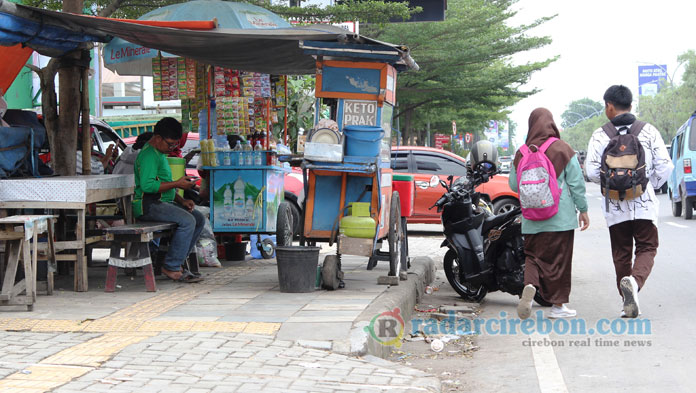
[[586, 85, 673, 318]]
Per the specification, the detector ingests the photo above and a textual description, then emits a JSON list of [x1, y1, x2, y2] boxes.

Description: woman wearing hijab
[[509, 108, 590, 319]]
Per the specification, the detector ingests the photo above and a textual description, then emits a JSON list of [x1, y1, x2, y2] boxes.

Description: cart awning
[[0, 0, 417, 75]]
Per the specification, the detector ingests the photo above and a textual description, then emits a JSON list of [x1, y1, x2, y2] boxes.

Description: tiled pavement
[[0, 248, 441, 392]]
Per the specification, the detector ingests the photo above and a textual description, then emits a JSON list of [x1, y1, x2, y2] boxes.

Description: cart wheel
[[322, 255, 342, 290], [388, 192, 402, 277], [276, 202, 294, 247], [259, 238, 275, 259]]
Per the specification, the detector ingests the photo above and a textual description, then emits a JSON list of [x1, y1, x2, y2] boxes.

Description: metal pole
[[426, 121, 430, 147]]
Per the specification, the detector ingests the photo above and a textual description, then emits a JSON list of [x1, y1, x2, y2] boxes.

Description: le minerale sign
[[343, 100, 377, 126]]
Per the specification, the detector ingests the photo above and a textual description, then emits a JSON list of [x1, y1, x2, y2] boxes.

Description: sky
[[508, 0, 696, 145]]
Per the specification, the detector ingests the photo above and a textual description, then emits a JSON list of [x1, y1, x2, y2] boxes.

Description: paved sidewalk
[[0, 250, 439, 392]]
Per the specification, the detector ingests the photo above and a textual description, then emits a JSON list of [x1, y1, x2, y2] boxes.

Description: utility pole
[[426, 121, 430, 147]]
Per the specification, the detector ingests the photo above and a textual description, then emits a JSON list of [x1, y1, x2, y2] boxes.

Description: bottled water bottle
[[254, 140, 263, 166]]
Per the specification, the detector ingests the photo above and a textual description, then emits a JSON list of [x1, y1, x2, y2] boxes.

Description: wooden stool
[[104, 222, 176, 292], [0, 215, 56, 311]]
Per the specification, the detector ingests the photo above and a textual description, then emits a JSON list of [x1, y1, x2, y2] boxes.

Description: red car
[[391, 146, 519, 224]]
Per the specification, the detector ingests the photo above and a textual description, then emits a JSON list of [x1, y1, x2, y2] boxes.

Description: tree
[[560, 98, 603, 129], [560, 115, 604, 151], [362, 0, 557, 146]]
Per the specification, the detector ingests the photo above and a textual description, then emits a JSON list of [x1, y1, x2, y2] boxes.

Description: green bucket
[[167, 157, 186, 197]]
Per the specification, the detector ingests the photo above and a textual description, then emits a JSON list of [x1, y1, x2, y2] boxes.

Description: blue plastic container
[[344, 126, 384, 158]]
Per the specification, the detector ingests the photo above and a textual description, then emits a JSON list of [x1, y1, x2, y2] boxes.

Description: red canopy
[[0, 45, 33, 94]]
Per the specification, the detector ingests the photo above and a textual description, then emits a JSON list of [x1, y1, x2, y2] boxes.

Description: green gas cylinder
[[340, 202, 376, 238]]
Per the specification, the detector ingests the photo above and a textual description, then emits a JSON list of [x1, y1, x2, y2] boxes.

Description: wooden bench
[[104, 222, 176, 292], [0, 215, 56, 311]]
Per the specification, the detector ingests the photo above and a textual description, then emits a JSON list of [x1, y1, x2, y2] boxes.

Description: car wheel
[[661, 182, 668, 194], [493, 198, 519, 215], [672, 190, 682, 217], [686, 197, 693, 220]]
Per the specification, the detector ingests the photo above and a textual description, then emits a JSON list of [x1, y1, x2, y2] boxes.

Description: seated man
[[133, 117, 204, 283]]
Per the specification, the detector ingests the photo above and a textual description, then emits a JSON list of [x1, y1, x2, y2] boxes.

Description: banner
[[434, 133, 450, 149], [638, 65, 667, 96]]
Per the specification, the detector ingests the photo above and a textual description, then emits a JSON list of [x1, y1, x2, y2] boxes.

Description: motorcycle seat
[[482, 208, 520, 234]]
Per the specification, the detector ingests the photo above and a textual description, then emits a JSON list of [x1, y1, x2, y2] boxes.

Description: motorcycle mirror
[[429, 175, 440, 188], [447, 175, 454, 187], [439, 180, 448, 189]]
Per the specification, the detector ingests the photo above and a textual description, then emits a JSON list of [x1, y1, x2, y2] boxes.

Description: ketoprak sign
[[638, 65, 667, 96]]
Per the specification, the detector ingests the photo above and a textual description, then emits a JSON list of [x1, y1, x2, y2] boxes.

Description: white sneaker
[[620, 276, 640, 318], [548, 304, 577, 319], [517, 284, 536, 319]]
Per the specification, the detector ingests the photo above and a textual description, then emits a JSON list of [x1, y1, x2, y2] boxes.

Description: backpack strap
[[519, 144, 532, 156], [602, 122, 617, 138], [538, 137, 559, 153], [628, 120, 646, 136]]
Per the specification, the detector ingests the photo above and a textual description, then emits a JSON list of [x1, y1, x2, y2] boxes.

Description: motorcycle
[[433, 162, 551, 306]]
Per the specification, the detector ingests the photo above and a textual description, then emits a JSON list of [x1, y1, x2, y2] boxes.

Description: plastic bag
[[196, 238, 221, 267], [194, 206, 221, 267]]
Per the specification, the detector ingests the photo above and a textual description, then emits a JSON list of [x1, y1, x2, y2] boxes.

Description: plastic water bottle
[[254, 140, 263, 166], [233, 140, 243, 166], [243, 141, 253, 166]]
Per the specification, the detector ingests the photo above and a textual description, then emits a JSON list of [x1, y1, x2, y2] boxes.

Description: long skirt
[[523, 230, 574, 304]]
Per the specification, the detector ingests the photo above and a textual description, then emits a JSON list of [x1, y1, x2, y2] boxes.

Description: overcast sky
[[508, 0, 696, 144]]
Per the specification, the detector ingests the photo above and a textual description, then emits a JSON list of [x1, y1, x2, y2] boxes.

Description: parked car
[[29, 114, 127, 170], [497, 155, 512, 173], [668, 112, 696, 219], [391, 146, 519, 224]]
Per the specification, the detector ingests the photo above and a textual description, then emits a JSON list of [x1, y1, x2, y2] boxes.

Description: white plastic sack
[[194, 206, 221, 267]]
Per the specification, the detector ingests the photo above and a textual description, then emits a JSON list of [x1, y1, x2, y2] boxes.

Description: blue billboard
[[638, 65, 667, 96]]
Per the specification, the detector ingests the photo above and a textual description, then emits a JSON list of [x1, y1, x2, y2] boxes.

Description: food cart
[[295, 53, 415, 289]]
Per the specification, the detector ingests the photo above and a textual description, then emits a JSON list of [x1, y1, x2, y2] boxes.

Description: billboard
[[434, 133, 451, 149], [484, 120, 509, 151], [638, 65, 667, 96]]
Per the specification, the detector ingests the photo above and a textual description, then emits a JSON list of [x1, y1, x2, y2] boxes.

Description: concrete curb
[[331, 256, 436, 358]]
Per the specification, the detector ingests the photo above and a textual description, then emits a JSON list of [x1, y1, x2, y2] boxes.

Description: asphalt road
[[396, 181, 696, 392]]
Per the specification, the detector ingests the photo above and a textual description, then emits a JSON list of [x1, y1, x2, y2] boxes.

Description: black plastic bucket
[[276, 246, 320, 293]]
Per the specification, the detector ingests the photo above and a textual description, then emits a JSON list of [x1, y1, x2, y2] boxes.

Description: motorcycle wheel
[[443, 249, 488, 302]]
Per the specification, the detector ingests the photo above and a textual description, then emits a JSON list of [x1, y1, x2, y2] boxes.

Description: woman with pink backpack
[[509, 108, 590, 319]]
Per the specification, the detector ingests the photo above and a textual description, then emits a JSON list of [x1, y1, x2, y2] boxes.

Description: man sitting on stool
[[133, 117, 205, 283]]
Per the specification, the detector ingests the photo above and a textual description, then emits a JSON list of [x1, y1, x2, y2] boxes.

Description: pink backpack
[[516, 137, 562, 221]]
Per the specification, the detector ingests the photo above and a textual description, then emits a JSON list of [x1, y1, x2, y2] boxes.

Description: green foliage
[[363, 0, 556, 144], [265, 0, 419, 24], [560, 98, 603, 129], [278, 75, 315, 152], [23, 0, 418, 21], [560, 115, 605, 152]]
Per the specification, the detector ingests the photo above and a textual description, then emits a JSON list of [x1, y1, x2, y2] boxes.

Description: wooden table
[[0, 175, 134, 292], [0, 215, 56, 311]]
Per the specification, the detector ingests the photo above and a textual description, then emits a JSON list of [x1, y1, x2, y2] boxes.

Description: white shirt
[[586, 121, 674, 227]]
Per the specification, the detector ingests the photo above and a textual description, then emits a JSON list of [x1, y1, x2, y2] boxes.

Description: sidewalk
[[0, 250, 439, 392]]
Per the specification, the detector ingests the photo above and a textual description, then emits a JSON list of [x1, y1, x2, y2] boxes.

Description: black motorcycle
[[433, 163, 550, 306]]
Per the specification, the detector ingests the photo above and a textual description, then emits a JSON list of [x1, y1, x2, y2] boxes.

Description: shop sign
[[343, 100, 377, 126]]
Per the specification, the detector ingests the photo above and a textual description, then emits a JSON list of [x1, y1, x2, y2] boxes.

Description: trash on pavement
[[430, 338, 444, 352]]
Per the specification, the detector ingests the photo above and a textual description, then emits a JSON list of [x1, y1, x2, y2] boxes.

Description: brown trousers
[[524, 230, 575, 304], [608, 219, 658, 293]]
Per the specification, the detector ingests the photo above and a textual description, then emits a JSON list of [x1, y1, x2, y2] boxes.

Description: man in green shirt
[[134, 117, 204, 283]]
